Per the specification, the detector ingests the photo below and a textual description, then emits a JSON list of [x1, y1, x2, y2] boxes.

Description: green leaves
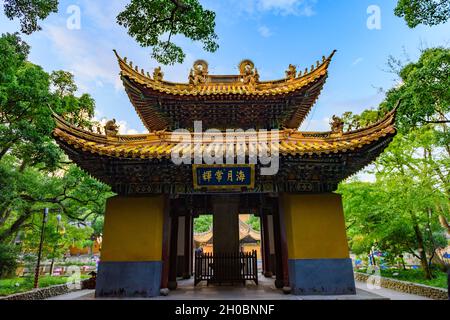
[[0, 33, 97, 170], [339, 126, 449, 277], [395, 0, 450, 28], [117, 0, 218, 65], [0, 243, 19, 278], [3, 0, 59, 34], [381, 47, 450, 133], [247, 215, 261, 231], [50, 71, 78, 97], [0, 156, 113, 255], [339, 47, 450, 276], [194, 215, 212, 233], [0, 33, 113, 260]]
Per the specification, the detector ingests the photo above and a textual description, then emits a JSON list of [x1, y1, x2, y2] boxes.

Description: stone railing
[[355, 272, 448, 300]]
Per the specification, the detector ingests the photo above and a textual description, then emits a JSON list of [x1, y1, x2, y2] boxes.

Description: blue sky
[[1, 0, 449, 134]]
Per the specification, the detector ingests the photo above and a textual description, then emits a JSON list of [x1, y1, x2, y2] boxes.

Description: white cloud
[[235, 0, 317, 16], [257, 0, 316, 15], [300, 117, 330, 131], [258, 25, 274, 37], [43, 24, 123, 92], [79, 0, 128, 30], [352, 57, 364, 66], [355, 171, 376, 183]]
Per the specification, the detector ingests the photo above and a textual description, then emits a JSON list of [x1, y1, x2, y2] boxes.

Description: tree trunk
[[0, 137, 19, 161], [400, 255, 406, 270], [0, 212, 29, 243], [411, 218, 433, 280]]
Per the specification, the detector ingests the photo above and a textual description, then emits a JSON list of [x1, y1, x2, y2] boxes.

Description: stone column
[[281, 193, 356, 295], [212, 195, 240, 254], [96, 195, 165, 298]]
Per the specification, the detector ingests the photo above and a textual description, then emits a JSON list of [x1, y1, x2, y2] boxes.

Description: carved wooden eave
[[114, 50, 336, 131]]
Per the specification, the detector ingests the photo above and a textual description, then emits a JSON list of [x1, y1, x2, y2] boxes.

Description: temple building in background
[[52, 49, 396, 297]]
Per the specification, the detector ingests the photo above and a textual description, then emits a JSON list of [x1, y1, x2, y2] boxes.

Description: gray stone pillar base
[[95, 261, 162, 297], [288, 258, 356, 295]]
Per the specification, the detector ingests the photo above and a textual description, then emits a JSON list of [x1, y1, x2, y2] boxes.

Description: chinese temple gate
[[52, 50, 396, 297]]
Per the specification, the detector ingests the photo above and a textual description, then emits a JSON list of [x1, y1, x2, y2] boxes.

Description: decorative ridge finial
[[189, 60, 209, 85], [328, 49, 337, 61]]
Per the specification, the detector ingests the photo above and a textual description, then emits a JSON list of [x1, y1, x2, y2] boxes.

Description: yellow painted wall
[[241, 243, 261, 258], [281, 193, 349, 260], [101, 195, 165, 262], [69, 239, 101, 256]]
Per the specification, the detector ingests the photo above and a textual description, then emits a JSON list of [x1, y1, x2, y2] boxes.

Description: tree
[[338, 121, 449, 280], [3, 0, 59, 34], [247, 215, 261, 231], [338, 47, 450, 279], [50, 70, 77, 98], [339, 152, 448, 279], [194, 215, 212, 233], [395, 0, 450, 28], [379, 47, 450, 198], [0, 33, 95, 171], [0, 157, 112, 244], [3, 0, 218, 65], [381, 47, 450, 133], [0, 243, 19, 278], [117, 0, 218, 65], [0, 33, 113, 270], [341, 109, 385, 132]]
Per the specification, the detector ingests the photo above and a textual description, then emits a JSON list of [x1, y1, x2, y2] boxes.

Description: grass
[[0, 275, 89, 296], [357, 267, 448, 289]]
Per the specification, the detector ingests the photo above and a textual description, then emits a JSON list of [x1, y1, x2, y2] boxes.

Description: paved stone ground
[[47, 276, 432, 300]]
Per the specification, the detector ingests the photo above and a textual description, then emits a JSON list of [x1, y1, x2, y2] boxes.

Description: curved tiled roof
[[52, 109, 396, 160], [115, 50, 335, 97], [114, 50, 336, 131], [193, 219, 261, 244]]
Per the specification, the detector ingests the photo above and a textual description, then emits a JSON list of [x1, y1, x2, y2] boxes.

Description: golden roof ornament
[[285, 64, 297, 80], [254, 68, 260, 82], [189, 60, 209, 85], [153, 67, 164, 82], [104, 119, 119, 137], [330, 115, 344, 138], [239, 60, 258, 85]]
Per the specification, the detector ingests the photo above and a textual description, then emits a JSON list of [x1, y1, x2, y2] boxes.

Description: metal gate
[[194, 250, 258, 286]]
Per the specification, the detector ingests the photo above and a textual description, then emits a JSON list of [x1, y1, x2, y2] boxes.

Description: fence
[[194, 250, 258, 286]]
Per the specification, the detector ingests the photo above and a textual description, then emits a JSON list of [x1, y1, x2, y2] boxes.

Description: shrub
[[0, 244, 19, 278]]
